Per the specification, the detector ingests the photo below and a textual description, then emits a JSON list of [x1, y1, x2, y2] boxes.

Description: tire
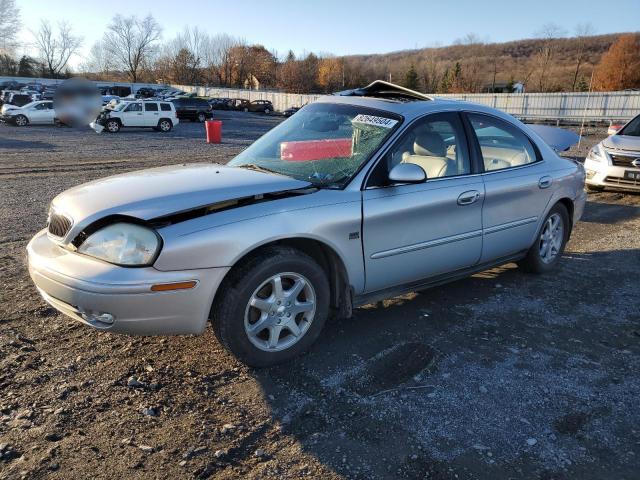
[[518, 203, 570, 274], [157, 119, 172, 132], [14, 114, 28, 127], [264, 108, 271, 115], [243, 107, 249, 112], [105, 119, 120, 133], [197, 112, 206, 123], [586, 184, 604, 192], [211, 246, 330, 367]]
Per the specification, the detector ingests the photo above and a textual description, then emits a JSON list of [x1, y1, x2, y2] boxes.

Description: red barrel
[[205, 120, 222, 143]]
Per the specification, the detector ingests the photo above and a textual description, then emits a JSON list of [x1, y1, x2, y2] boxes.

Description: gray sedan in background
[[27, 81, 586, 366]]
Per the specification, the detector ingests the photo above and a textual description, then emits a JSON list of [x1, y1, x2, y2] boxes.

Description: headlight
[[586, 144, 605, 163], [77, 222, 161, 266]]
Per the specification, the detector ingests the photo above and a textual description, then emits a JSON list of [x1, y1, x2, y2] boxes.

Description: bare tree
[[103, 14, 161, 82], [571, 23, 596, 91], [532, 23, 566, 92], [81, 40, 116, 77], [0, 0, 20, 54], [32, 20, 82, 77]]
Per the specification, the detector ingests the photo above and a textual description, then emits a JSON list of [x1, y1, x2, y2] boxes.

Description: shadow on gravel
[[581, 199, 640, 224], [0, 137, 55, 150], [252, 247, 640, 479]]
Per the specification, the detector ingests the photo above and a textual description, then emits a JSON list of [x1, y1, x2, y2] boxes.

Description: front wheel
[[264, 108, 271, 114], [105, 119, 120, 133], [518, 203, 569, 274], [211, 247, 329, 367], [14, 114, 28, 127], [197, 112, 206, 123]]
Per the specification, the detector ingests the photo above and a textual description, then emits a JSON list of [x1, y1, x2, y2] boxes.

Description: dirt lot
[[1, 115, 639, 480]]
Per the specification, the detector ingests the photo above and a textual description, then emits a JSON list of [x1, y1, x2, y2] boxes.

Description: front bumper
[[585, 158, 640, 191], [27, 229, 229, 335]]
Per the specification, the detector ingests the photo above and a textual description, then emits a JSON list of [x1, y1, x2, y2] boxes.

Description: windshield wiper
[[238, 163, 284, 176]]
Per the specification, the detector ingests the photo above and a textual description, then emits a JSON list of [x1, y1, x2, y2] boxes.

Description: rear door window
[[467, 113, 539, 171], [144, 103, 158, 112]]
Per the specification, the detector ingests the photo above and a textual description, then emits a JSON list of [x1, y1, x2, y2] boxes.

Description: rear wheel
[[105, 119, 120, 133], [264, 108, 271, 114], [197, 112, 206, 123], [518, 203, 569, 274], [14, 114, 28, 127], [157, 119, 172, 132], [243, 107, 249, 112], [211, 247, 329, 367]]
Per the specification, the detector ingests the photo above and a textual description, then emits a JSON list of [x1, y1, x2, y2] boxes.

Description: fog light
[[79, 309, 115, 325], [585, 169, 596, 179]]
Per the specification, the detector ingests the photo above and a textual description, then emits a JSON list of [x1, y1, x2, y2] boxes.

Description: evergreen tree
[[404, 64, 419, 90]]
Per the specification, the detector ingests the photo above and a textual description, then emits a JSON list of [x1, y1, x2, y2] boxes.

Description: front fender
[[154, 191, 366, 293]]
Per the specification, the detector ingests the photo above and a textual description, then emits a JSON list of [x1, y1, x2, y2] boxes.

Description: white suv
[[91, 100, 179, 133]]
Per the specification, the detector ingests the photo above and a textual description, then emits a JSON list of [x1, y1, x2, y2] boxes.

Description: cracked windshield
[[229, 103, 401, 187]]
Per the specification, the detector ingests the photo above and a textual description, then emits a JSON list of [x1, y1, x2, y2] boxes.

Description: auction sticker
[[352, 114, 398, 128]]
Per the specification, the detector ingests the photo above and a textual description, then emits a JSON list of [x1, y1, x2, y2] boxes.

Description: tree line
[[0, 1, 638, 94]]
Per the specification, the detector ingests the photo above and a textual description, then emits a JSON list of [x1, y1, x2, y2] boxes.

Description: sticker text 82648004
[[352, 114, 398, 129]]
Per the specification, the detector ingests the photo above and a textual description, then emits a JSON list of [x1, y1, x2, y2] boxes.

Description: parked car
[[103, 86, 132, 98], [208, 98, 233, 110], [171, 97, 212, 122], [135, 87, 158, 99], [41, 86, 58, 101], [229, 98, 250, 111], [26, 81, 586, 367], [90, 100, 178, 133], [243, 100, 273, 114], [283, 105, 303, 117], [607, 123, 625, 136], [0, 100, 56, 126], [584, 113, 640, 191], [5, 92, 34, 107]]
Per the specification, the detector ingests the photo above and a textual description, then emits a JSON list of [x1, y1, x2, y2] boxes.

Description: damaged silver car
[[27, 81, 586, 366]]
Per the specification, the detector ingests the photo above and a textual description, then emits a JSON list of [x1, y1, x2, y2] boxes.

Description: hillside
[[341, 33, 627, 93]]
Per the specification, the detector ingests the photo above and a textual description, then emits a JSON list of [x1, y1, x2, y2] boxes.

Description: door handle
[[457, 190, 480, 206], [538, 176, 552, 189]]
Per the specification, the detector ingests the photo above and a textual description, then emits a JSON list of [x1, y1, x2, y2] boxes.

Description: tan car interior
[[479, 143, 532, 171], [401, 132, 454, 178]]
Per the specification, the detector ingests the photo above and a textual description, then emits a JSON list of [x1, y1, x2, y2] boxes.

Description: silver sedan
[[27, 82, 586, 366]]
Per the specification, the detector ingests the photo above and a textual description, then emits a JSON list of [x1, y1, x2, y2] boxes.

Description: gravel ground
[[1, 114, 639, 480]]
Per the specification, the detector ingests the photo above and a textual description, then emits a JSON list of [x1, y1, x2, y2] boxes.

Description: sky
[[15, 0, 640, 67]]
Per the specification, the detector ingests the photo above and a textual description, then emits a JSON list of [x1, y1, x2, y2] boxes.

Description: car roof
[[315, 93, 518, 124]]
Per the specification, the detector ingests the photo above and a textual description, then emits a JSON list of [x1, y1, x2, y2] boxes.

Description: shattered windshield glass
[[228, 103, 402, 187]]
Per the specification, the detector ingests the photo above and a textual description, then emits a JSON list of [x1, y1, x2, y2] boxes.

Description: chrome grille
[[604, 176, 640, 188], [48, 212, 73, 237], [609, 153, 640, 167]]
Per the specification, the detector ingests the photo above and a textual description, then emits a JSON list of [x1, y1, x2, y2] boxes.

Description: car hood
[[51, 164, 312, 233], [602, 134, 640, 152]]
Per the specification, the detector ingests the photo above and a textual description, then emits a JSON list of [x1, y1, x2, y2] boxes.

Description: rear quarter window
[[160, 103, 172, 111]]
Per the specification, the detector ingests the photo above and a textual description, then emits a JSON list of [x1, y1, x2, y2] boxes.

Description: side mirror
[[388, 163, 426, 184]]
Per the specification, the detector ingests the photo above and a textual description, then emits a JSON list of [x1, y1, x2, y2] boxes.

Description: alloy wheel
[[159, 120, 171, 131], [539, 213, 564, 263], [244, 272, 316, 352], [15, 115, 27, 126]]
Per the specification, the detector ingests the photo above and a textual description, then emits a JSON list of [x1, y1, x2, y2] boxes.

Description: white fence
[[176, 84, 640, 123], [3, 76, 638, 122]]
